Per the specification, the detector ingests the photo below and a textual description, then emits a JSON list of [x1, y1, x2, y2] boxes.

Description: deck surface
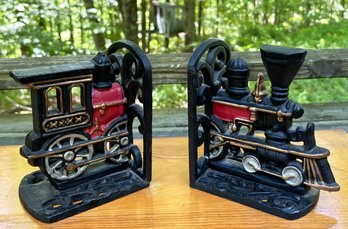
[[0, 131, 347, 228]]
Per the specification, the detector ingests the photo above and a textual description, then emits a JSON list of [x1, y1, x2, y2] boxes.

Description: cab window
[[46, 87, 62, 115], [70, 84, 85, 111]]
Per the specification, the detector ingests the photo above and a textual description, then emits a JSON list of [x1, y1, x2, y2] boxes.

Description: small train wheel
[[104, 119, 129, 163], [209, 120, 229, 160], [242, 155, 261, 173], [43, 133, 93, 180], [282, 164, 303, 187]]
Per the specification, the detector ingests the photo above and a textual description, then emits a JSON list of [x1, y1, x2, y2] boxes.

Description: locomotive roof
[[10, 61, 95, 85]]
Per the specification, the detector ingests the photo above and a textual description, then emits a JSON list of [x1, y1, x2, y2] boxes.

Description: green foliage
[[153, 85, 187, 108], [289, 78, 348, 104], [0, 0, 347, 112], [249, 78, 348, 105]]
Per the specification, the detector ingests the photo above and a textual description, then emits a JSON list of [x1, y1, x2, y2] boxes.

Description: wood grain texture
[[1, 49, 348, 89], [0, 130, 347, 228]]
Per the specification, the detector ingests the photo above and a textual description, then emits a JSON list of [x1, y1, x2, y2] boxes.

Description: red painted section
[[212, 101, 251, 123], [84, 83, 126, 138]]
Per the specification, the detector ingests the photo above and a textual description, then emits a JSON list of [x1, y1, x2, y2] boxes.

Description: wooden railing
[[0, 49, 347, 144], [1, 49, 348, 88]]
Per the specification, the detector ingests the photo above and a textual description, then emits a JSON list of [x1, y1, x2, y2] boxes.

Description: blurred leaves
[[0, 0, 347, 112]]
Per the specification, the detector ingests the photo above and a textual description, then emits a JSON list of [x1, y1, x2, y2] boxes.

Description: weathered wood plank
[[0, 102, 347, 145], [0, 49, 347, 89]]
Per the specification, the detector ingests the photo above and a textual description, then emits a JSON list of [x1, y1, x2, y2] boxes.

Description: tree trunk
[[273, 1, 281, 25], [119, 0, 139, 44], [147, 0, 154, 52], [303, 0, 311, 27], [55, 0, 62, 42], [184, 0, 196, 48], [37, 2, 46, 29], [244, 0, 249, 23], [83, 0, 106, 51], [67, 0, 75, 47], [198, 0, 204, 36], [141, 0, 147, 50], [215, 0, 218, 36], [262, 0, 269, 25], [80, 9, 85, 47], [253, 0, 259, 22], [341, 0, 345, 19]]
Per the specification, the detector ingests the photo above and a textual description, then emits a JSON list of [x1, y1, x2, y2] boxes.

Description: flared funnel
[[260, 45, 306, 104]]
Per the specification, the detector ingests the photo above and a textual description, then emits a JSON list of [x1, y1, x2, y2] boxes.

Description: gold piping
[[227, 141, 256, 150], [306, 158, 312, 184], [93, 98, 127, 109], [210, 131, 330, 159], [313, 159, 324, 183], [34, 78, 92, 89], [303, 182, 340, 192], [26, 75, 92, 87], [309, 159, 317, 184]]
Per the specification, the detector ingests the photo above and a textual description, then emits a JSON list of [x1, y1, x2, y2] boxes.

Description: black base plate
[[19, 168, 149, 223], [192, 158, 320, 220]]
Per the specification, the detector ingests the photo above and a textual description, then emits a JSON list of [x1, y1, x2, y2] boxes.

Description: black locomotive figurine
[[10, 40, 152, 223], [187, 38, 340, 219]]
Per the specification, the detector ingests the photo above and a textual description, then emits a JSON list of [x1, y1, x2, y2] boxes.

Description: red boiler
[[85, 82, 127, 138]]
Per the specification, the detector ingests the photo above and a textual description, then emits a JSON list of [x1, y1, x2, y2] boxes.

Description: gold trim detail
[[233, 118, 254, 134], [93, 98, 127, 110], [227, 141, 256, 150], [252, 72, 268, 103], [42, 112, 90, 132], [249, 107, 257, 121], [93, 98, 127, 117], [34, 78, 92, 89], [210, 131, 330, 159], [27, 74, 92, 88], [89, 117, 104, 135], [303, 158, 340, 191]]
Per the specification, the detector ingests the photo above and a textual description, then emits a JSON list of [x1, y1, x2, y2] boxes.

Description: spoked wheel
[[43, 133, 93, 180], [209, 122, 227, 159], [104, 120, 130, 163]]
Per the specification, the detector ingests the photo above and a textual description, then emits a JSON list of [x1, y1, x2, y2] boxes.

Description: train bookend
[[187, 38, 340, 220], [9, 40, 152, 223]]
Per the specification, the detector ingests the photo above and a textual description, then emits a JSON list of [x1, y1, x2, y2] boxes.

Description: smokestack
[[260, 45, 306, 105], [91, 52, 113, 88]]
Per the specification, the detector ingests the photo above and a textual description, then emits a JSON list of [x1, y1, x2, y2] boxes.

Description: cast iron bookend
[[187, 38, 340, 220], [10, 40, 152, 223]]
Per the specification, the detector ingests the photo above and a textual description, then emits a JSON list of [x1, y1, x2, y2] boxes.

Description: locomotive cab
[[10, 54, 136, 184], [10, 62, 94, 160], [11, 40, 152, 223]]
